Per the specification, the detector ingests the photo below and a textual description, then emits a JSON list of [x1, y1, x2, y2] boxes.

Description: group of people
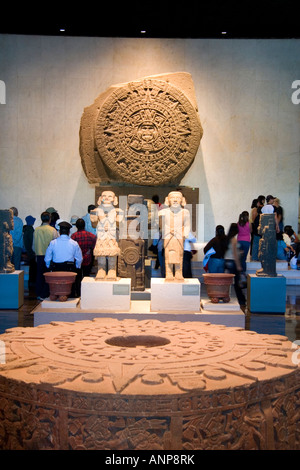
[[250, 195, 299, 263], [9, 205, 97, 300], [203, 194, 300, 306]]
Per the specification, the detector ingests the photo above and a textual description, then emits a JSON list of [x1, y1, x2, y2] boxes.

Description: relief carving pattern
[[80, 73, 203, 186], [0, 319, 300, 450]]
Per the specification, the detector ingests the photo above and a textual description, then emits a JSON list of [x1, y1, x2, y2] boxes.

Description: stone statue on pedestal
[[256, 213, 277, 277], [0, 209, 15, 273], [90, 191, 123, 280], [159, 191, 190, 281], [118, 194, 146, 291]]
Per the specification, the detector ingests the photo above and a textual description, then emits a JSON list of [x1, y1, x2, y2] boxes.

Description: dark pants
[[12, 246, 22, 270], [36, 255, 49, 299], [225, 259, 246, 306], [28, 257, 37, 286], [183, 251, 193, 278]]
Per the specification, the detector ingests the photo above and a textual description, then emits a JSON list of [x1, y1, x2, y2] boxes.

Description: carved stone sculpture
[[159, 191, 190, 281], [44, 272, 77, 301], [0, 209, 15, 273], [256, 213, 277, 277], [118, 195, 146, 291], [0, 318, 299, 450], [90, 191, 122, 280], [203, 273, 235, 303], [80, 72, 203, 186]]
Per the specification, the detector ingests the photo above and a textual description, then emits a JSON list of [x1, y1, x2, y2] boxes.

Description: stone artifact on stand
[[43, 272, 77, 302], [90, 190, 123, 280], [118, 194, 146, 291], [79, 72, 203, 187], [248, 213, 286, 313], [256, 213, 277, 277], [159, 191, 190, 281], [0, 209, 15, 273], [202, 273, 235, 303]]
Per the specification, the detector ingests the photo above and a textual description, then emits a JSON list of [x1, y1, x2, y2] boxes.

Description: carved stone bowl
[[44, 271, 77, 301], [203, 273, 235, 303], [0, 318, 299, 450]]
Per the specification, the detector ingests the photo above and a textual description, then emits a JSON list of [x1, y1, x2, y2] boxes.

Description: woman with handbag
[[203, 225, 227, 273]]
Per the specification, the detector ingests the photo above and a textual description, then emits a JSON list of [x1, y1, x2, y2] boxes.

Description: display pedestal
[[151, 278, 200, 312], [41, 298, 80, 309], [80, 277, 131, 311], [201, 298, 240, 311], [247, 274, 286, 313], [0, 271, 24, 309]]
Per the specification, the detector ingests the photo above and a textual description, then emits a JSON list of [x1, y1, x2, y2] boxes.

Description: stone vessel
[[0, 318, 299, 450], [44, 272, 77, 301], [203, 273, 235, 303]]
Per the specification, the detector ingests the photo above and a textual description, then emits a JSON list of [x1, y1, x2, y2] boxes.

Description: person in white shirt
[[261, 195, 275, 214], [261, 195, 279, 231], [45, 221, 82, 296]]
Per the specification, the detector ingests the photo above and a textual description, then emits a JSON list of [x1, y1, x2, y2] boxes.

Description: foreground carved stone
[[159, 191, 190, 281], [0, 319, 299, 450], [80, 72, 203, 186]]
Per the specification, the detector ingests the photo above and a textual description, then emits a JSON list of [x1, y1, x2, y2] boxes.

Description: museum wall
[[0, 35, 299, 241]]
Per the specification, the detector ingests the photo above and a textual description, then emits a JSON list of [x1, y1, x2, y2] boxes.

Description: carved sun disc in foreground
[[0, 319, 299, 450]]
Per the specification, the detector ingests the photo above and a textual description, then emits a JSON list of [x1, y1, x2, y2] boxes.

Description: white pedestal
[[80, 277, 131, 311], [0, 271, 24, 309], [150, 278, 200, 312], [41, 298, 80, 309], [201, 298, 241, 311]]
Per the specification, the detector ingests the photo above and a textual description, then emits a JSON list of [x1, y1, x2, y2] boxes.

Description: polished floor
[[0, 282, 300, 343]]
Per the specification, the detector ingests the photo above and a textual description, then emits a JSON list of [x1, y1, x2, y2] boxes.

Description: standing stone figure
[[118, 195, 146, 291], [159, 191, 190, 281], [256, 213, 277, 277], [0, 209, 15, 273], [90, 191, 122, 280]]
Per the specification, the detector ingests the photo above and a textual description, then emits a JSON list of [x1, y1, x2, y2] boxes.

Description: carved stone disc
[[95, 79, 203, 185], [1, 319, 299, 450]]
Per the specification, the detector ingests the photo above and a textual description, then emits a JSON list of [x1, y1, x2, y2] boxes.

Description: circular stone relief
[[1, 319, 300, 450], [95, 79, 203, 185], [123, 246, 140, 265]]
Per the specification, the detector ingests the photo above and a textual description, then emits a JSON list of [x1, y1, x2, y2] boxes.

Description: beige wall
[[0, 35, 299, 240]]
